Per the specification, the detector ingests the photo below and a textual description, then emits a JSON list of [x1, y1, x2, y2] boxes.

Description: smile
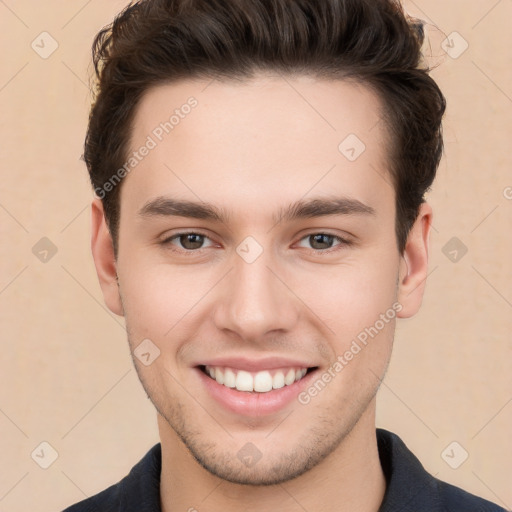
[[201, 365, 312, 393]]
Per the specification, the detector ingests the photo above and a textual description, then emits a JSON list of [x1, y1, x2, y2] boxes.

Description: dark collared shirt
[[62, 428, 507, 511]]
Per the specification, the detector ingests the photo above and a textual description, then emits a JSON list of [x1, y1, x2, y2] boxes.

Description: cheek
[[295, 251, 399, 338], [305, 258, 399, 398], [117, 257, 219, 338]]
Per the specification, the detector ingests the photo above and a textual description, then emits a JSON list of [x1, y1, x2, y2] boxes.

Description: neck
[[159, 403, 385, 512]]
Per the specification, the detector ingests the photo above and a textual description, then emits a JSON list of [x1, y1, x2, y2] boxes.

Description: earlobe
[[90, 198, 124, 317], [396, 202, 432, 318]]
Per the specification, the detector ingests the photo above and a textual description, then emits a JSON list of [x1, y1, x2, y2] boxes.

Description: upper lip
[[195, 356, 317, 372]]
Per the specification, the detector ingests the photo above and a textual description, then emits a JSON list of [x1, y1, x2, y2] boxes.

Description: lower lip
[[195, 367, 318, 417]]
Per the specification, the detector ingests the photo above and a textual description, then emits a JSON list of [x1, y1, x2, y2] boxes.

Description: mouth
[[198, 364, 318, 393], [193, 356, 321, 416]]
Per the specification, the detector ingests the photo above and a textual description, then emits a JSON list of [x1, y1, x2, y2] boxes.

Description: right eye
[[160, 231, 216, 252]]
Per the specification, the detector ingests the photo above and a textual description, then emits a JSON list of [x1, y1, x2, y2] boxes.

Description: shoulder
[[376, 429, 508, 512], [61, 443, 162, 512], [435, 478, 508, 512], [61, 481, 121, 512]]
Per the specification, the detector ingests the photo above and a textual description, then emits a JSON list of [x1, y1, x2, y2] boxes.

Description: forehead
[[123, 74, 393, 224]]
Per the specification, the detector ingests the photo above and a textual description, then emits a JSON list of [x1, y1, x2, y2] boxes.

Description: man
[[63, 0, 506, 510]]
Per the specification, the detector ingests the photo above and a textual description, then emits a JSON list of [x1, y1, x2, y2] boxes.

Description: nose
[[212, 244, 300, 343]]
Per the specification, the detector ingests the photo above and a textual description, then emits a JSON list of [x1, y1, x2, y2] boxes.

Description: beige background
[[0, 1, 511, 511]]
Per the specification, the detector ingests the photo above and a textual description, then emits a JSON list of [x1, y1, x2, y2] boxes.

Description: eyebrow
[[138, 195, 375, 224]]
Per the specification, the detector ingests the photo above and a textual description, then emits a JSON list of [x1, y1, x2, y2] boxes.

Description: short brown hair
[[85, 0, 446, 256]]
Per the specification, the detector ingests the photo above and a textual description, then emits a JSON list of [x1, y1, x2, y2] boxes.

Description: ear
[[396, 202, 432, 318], [90, 198, 124, 316]]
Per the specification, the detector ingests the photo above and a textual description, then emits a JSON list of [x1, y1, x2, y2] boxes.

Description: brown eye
[[297, 233, 351, 252], [309, 234, 335, 250], [162, 232, 214, 251], [177, 233, 205, 250]]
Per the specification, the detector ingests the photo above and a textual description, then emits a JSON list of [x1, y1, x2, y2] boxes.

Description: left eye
[[163, 232, 214, 251], [297, 233, 348, 251]]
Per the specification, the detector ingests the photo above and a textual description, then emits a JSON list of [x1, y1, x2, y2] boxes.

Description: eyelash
[[159, 231, 353, 255]]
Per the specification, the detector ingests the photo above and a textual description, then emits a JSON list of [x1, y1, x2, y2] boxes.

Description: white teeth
[[272, 371, 285, 389], [215, 367, 224, 385], [295, 368, 307, 379], [253, 371, 273, 392], [284, 369, 296, 385], [204, 365, 310, 393], [223, 368, 236, 388], [235, 370, 253, 392]]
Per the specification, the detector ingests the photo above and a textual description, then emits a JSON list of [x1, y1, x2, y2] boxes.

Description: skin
[[91, 74, 432, 512]]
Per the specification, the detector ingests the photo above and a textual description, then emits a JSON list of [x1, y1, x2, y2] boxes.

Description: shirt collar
[[119, 442, 162, 511], [118, 429, 442, 512], [377, 428, 441, 512]]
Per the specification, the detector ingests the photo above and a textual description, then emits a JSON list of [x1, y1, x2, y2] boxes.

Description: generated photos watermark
[[298, 301, 403, 405], [94, 96, 198, 199]]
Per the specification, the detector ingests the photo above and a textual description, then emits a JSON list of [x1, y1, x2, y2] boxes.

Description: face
[[92, 74, 430, 485]]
